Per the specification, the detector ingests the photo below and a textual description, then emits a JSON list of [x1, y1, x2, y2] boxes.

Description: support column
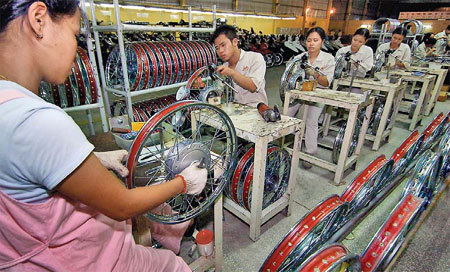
[[343, 0, 353, 34], [302, 0, 310, 34], [273, 0, 279, 14], [362, 0, 369, 19], [325, 0, 333, 31], [180, 0, 185, 7], [233, 0, 238, 11], [376, 0, 383, 18]]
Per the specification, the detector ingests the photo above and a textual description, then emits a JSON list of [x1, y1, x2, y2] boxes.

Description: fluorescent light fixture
[[82, 2, 296, 20], [423, 24, 432, 28], [360, 24, 371, 28]]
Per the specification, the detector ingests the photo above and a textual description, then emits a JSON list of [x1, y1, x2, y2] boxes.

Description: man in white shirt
[[413, 37, 437, 65], [212, 25, 268, 107], [376, 27, 411, 69], [434, 25, 450, 41], [434, 25, 450, 54]]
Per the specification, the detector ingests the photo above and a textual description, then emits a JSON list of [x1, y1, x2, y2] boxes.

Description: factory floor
[[72, 65, 449, 272]]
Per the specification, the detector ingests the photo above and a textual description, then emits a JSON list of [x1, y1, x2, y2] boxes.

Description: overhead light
[[360, 24, 371, 28], [423, 24, 432, 28], [81, 2, 296, 20], [330, 8, 335, 14]]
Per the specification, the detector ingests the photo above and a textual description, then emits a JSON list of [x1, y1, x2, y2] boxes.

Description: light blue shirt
[[0, 81, 94, 203]]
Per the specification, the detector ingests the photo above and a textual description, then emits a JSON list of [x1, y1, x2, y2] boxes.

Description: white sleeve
[[360, 47, 373, 73], [9, 108, 94, 190], [322, 55, 336, 87], [402, 45, 411, 64], [335, 48, 344, 62], [414, 44, 426, 59], [248, 53, 266, 93]]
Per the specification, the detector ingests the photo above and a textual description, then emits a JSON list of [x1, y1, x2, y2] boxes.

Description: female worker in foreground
[[375, 27, 411, 69], [0, 1, 206, 270], [288, 27, 335, 169], [335, 28, 373, 79]]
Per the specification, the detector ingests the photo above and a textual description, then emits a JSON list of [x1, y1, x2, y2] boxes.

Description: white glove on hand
[[178, 161, 207, 195], [94, 150, 129, 178], [305, 67, 317, 78]]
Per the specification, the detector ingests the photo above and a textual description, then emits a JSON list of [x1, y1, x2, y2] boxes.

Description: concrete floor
[[71, 65, 449, 271]]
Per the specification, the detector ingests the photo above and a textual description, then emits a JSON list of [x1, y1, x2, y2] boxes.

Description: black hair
[[447, 25, 450, 31], [0, 0, 79, 33], [340, 35, 352, 46], [306, 27, 326, 41], [423, 32, 433, 40], [353, 28, 370, 40], [211, 24, 238, 43], [392, 27, 408, 37], [424, 37, 437, 46]]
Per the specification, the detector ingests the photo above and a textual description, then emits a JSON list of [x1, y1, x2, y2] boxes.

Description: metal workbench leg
[[214, 194, 223, 271], [388, 85, 404, 139], [286, 128, 302, 216], [323, 111, 332, 136], [334, 108, 357, 185], [409, 81, 417, 95], [249, 138, 268, 241], [282, 92, 291, 116], [86, 109, 95, 136], [373, 89, 395, 150], [356, 100, 373, 155], [409, 80, 429, 131], [425, 71, 446, 115]]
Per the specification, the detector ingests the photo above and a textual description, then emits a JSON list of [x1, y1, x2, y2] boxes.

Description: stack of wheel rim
[[296, 243, 361, 272], [390, 130, 424, 177], [38, 47, 98, 108], [110, 90, 199, 122], [227, 144, 291, 211], [260, 112, 449, 271], [360, 193, 425, 272], [372, 18, 401, 34], [106, 40, 216, 91], [340, 155, 394, 223], [260, 195, 349, 271], [332, 110, 365, 164]]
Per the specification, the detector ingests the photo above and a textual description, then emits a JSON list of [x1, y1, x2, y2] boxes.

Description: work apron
[[0, 89, 190, 271]]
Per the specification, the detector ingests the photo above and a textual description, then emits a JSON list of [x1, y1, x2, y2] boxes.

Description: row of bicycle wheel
[[105, 40, 216, 91], [260, 112, 449, 271], [269, 193, 424, 272], [111, 91, 200, 124], [38, 47, 98, 108], [225, 143, 291, 211]]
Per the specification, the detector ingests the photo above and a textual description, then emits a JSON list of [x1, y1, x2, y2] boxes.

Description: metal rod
[[113, 0, 133, 122], [130, 81, 190, 97], [189, 7, 192, 41], [82, 0, 109, 132], [213, 5, 217, 31], [346, 64, 359, 96], [63, 103, 103, 112]]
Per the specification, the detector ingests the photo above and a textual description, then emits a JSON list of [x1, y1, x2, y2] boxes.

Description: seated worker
[[335, 28, 373, 79], [434, 25, 450, 54], [413, 37, 437, 65], [434, 25, 450, 41], [376, 27, 411, 69], [212, 25, 268, 107], [288, 27, 335, 168], [0, 1, 206, 270]]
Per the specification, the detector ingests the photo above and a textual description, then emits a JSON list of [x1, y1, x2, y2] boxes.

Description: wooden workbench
[[333, 77, 406, 150], [408, 66, 448, 116], [283, 88, 374, 185], [192, 103, 304, 242], [387, 70, 435, 131]]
